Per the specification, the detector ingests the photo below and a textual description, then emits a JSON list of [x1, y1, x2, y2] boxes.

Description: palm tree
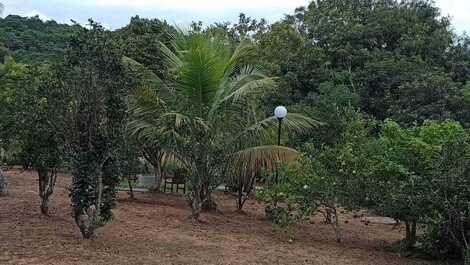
[[130, 31, 320, 221]]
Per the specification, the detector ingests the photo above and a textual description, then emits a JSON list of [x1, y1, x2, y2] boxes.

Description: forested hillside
[[0, 15, 79, 64]]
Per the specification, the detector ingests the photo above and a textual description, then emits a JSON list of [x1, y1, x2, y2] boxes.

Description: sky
[[1, 0, 469, 33]]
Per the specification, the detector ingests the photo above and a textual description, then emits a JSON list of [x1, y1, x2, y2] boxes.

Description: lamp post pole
[[275, 117, 282, 185], [273, 106, 287, 209]]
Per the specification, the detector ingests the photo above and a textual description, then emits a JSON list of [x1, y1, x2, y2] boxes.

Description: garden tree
[[115, 16, 175, 80], [15, 65, 65, 215], [63, 21, 127, 239], [130, 31, 319, 221], [254, 20, 328, 108], [418, 121, 470, 262], [0, 56, 27, 159], [368, 120, 470, 251], [276, 113, 376, 242]]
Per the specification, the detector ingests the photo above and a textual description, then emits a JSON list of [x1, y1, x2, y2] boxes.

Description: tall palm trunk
[[201, 179, 216, 211], [190, 176, 203, 221]]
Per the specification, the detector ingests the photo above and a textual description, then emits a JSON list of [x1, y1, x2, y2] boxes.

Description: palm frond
[[122, 56, 162, 88], [230, 145, 299, 177], [230, 113, 322, 146], [221, 68, 276, 103], [227, 40, 255, 70]]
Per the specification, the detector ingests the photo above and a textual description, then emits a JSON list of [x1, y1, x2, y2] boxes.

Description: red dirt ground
[[0, 170, 446, 265]]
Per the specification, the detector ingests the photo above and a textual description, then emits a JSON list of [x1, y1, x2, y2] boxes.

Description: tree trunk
[[153, 162, 162, 192], [40, 196, 50, 215], [330, 208, 341, 243], [237, 174, 256, 212], [75, 170, 103, 239], [127, 178, 135, 200], [404, 220, 417, 249], [237, 188, 243, 211], [201, 181, 216, 211], [464, 249, 470, 265], [75, 207, 100, 239], [325, 208, 333, 224], [37, 168, 57, 216], [190, 187, 202, 221]]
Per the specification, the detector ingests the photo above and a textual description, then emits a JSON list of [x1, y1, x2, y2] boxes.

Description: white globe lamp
[[274, 106, 288, 119]]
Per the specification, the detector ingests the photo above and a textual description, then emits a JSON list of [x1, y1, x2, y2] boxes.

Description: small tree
[[0, 58, 64, 214], [360, 120, 470, 255], [64, 21, 127, 239], [404, 121, 470, 261], [280, 113, 376, 243], [16, 67, 65, 215]]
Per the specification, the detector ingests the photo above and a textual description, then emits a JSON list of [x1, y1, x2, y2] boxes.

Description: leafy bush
[[368, 120, 470, 256], [257, 186, 294, 226], [274, 116, 470, 263]]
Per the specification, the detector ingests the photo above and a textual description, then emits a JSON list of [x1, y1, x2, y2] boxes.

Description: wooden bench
[[163, 169, 186, 194]]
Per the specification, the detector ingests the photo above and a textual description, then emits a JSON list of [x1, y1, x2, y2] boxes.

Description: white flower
[[303, 185, 309, 190]]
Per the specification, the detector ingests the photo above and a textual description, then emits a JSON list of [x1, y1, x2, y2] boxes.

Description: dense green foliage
[[0, 1, 469, 262], [253, 0, 470, 127], [0, 15, 79, 64]]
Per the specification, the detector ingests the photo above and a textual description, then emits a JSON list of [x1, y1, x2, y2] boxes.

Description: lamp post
[[273, 106, 287, 208]]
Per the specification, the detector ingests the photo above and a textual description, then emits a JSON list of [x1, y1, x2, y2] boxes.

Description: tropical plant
[[130, 31, 319, 221], [128, 85, 175, 192]]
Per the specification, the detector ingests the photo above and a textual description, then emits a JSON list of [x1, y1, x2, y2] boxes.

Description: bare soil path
[[0, 170, 445, 265]]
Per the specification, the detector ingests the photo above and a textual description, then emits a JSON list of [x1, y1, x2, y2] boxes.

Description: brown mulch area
[[0, 170, 444, 265]]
